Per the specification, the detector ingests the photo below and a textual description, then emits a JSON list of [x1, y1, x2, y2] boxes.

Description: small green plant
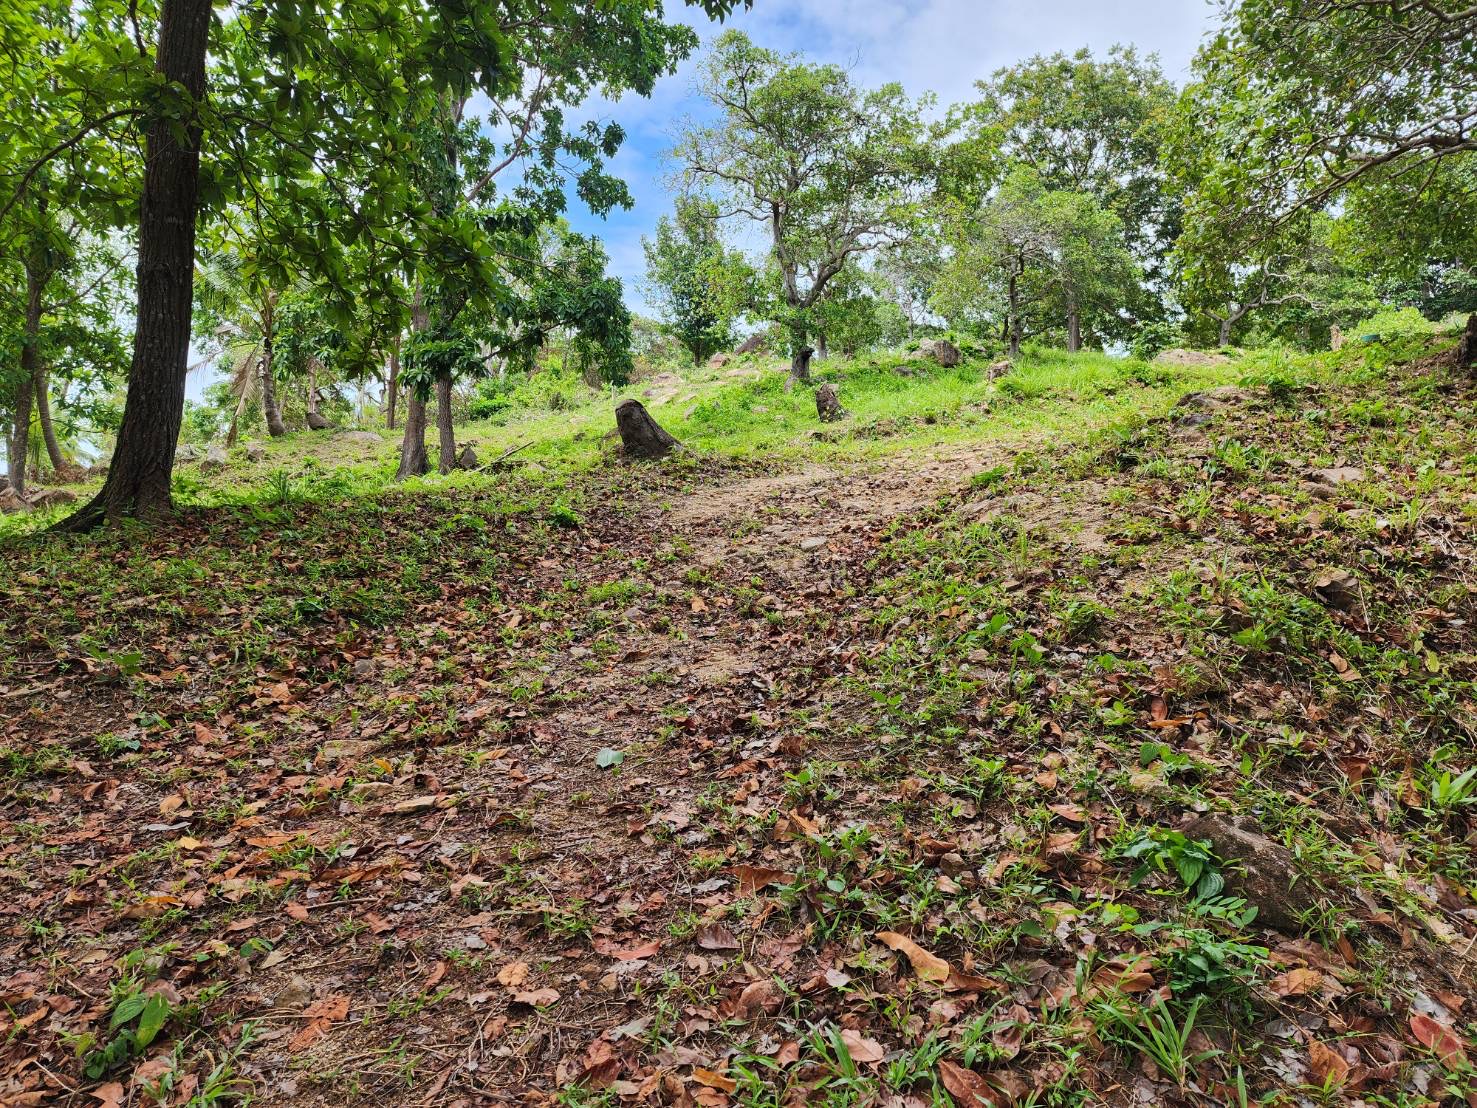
[[1092, 995, 1218, 1086], [1119, 828, 1225, 900]]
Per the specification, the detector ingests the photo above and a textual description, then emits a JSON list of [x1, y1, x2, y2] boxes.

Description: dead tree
[[1460, 312, 1477, 368], [615, 399, 680, 459], [816, 383, 847, 422]]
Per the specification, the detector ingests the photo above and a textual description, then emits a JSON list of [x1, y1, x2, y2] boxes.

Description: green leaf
[[594, 748, 625, 769], [135, 993, 171, 1048]]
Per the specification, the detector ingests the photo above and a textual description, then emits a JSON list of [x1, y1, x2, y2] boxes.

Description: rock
[[919, 338, 962, 367], [175, 444, 203, 463], [1330, 325, 1344, 352], [816, 382, 848, 423], [751, 404, 769, 414], [27, 487, 77, 509], [275, 975, 313, 1009], [455, 443, 478, 470], [352, 657, 377, 680], [462, 934, 488, 951], [1183, 814, 1326, 933], [306, 411, 331, 431], [1460, 312, 1477, 368], [798, 536, 827, 552], [245, 442, 268, 462], [707, 352, 731, 369], [1175, 386, 1249, 411], [891, 364, 915, 377], [1154, 348, 1232, 367], [988, 359, 1012, 380], [0, 487, 28, 513], [615, 398, 681, 460], [1307, 466, 1364, 490], [1310, 568, 1360, 612], [199, 444, 229, 473], [336, 430, 382, 447], [735, 332, 768, 356]]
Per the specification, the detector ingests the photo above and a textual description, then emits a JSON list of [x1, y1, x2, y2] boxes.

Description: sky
[[563, 0, 1222, 316]]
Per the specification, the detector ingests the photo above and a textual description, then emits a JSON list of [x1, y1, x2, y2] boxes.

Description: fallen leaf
[[691, 1068, 737, 1094], [727, 864, 793, 895], [91, 1082, 126, 1108], [512, 987, 560, 1007], [938, 1059, 1008, 1106], [697, 922, 742, 951], [1411, 1012, 1469, 1068], [839, 1028, 885, 1064], [595, 747, 625, 769], [1268, 967, 1322, 997], [877, 930, 950, 982], [497, 961, 529, 987], [1308, 1040, 1350, 1087], [302, 995, 349, 1021]]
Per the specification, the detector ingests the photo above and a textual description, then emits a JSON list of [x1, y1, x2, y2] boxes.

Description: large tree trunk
[[57, 0, 211, 530], [386, 334, 400, 430], [815, 333, 828, 361], [615, 399, 679, 459], [35, 367, 65, 471], [1218, 317, 1233, 347], [435, 372, 455, 474], [1007, 258, 1022, 359], [1066, 309, 1081, 354]]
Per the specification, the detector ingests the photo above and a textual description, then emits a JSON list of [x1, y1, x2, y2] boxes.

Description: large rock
[[51, 462, 89, 484], [199, 444, 229, 473], [735, 332, 768, 356], [1183, 814, 1326, 933], [306, 411, 331, 431], [336, 431, 382, 447], [0, 487, 27, 513], [454, 443, 478, 470], [707, 352, 731, 369], [815, 383, 848, 423], [919, 338, 962, 367], [176, 444, 203, 463], [245, 442, 268, 462]]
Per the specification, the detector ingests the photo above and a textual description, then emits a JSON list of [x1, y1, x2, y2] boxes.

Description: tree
[[1, 0, 750, 529], [1174, 1, 1477, 279], [642, 196, 750, 366], [674, 30, 927, 382], [959, 45, 1178, 287], [932, 168, 1137, 355]]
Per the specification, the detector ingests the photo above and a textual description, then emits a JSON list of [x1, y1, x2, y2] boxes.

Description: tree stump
[[306, 411, 331, 431], [615, 399, 680, 459], [1460, 313, 1477, 368], [816, 383, 848, 423]]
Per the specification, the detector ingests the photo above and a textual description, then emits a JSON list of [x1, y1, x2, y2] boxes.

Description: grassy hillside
[[6, 333, 1477, 1107]]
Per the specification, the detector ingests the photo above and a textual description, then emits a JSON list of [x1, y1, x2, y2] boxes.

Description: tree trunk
[[35, 367, 65, 471], [397, 394, 429, 478], [1007, 258, 1022, 359], [1218, 317, 1233, 347], [615, 399, 680, 459], [8, 371, 34, 497], [57, 0, 211, 530], [386, 335, 400, 430], [435, 372, 455, 474], [304, 360, 330, 430], [1460, 312, 1477, 368], [261, 319, 287, 437], [1066, 309, 1081, 354], [10, 262, 45, 493], [815, 333, 828, 361]]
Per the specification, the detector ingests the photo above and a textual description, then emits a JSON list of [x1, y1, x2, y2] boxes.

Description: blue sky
[[563, 0, 1221, 316]]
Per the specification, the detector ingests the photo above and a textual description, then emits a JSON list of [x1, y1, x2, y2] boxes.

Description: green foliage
[[642, 196, 750, 366]]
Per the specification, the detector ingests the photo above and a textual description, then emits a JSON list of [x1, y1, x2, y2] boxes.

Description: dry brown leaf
[[1308, 1040, 1350, 1087], [839, 1028, 885, 1064], [727, 864, 793, 896], [91, 1082, 126, 1108], [877, 930, 950, 982], [938, 1059, 1009, 1106], [512, 987, 560, 1007], [1268, 967, 1322, 997], [496, 961, 530, 987], [691, 1068, 737, 1094]]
